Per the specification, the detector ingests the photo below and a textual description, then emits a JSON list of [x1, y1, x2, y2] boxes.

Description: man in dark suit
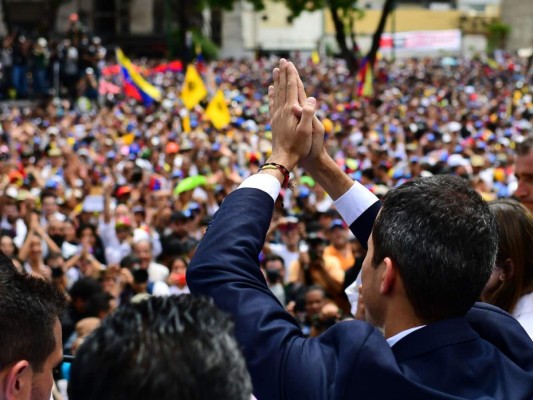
[[188, 59, 533, 399]]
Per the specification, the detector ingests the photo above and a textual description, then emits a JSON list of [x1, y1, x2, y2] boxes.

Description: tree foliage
[[486, 21, 511, 54], [199, 0, 394, 75], [281, 0, 363, 73]]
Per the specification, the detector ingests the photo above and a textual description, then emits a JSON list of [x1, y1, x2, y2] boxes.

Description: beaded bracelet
[[259, 162, 291, 189]]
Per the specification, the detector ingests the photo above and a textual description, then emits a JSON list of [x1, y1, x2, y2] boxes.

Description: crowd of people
[[0, 30, 532, 398], [186, 58, 533, 399], [1, 15, 105, 100]]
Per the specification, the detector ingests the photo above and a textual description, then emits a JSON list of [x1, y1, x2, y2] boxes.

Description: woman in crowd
[[482, 199, 533, 338], [77, 223, 107, 265], [167, 256, 190, 295], [0, 234, 22, 271]]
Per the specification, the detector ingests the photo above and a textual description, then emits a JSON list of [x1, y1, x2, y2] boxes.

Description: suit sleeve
[[334, 182, 381, 248], [187, 188, 305, 399]]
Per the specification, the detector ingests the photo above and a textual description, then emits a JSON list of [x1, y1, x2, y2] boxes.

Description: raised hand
[[268, 61, 326, 171], [267, 59, 315, 172], [270, 61, 353, 200], [294, 77, 326, 172]]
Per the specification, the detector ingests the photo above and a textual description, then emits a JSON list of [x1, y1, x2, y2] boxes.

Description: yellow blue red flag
[[116, 48, 162, 106], [357, 58, 374, 98]]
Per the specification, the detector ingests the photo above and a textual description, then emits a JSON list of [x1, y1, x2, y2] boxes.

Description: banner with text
[[380, 30, 462, 53]]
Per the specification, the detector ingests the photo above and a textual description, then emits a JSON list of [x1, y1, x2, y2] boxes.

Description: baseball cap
[[329, 219, 346, 230], [132, 205, 145, 215], [279, 216, 299, 231], [116, 186, 132, 197], [171, 210, 191, 222]]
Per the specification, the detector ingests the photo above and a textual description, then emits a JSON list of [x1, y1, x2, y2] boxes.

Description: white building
[[220, 1, 324, 59]]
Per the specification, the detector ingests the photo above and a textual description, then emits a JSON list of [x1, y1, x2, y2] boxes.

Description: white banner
[[380, 30, 462, 52]]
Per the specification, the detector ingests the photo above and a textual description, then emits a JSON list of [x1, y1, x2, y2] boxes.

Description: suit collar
[[391, 317, 479, 362]]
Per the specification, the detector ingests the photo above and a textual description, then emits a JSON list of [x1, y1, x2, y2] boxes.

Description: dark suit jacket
[[188, 188, 533, 399]]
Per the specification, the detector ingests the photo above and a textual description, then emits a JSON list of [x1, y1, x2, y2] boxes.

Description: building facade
[[500, 0, 533, 51], [1, 0, 520, 58]]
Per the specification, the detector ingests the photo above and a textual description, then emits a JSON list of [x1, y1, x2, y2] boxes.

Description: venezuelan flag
[[356, 58, 374, 98], [151, 60, 183, 74], [116, 48, 162, 106]]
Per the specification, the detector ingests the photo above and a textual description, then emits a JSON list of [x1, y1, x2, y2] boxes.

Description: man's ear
[[5, 360, 32, 400], [380, 257, 397, 295]]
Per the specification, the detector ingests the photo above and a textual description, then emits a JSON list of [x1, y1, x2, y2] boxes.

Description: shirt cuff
[[238, 174, 281, 202], [334, 181, 379, 226]]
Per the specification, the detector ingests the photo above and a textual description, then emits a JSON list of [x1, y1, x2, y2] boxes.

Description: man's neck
[[381, 301, 424, 340], [383, 316, 425, 340]]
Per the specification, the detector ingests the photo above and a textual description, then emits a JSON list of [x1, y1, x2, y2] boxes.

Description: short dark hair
[[516, 135, 533, 156], [68, 295, 252, 400], [0, 253, 67, 372], [69, 277, 103, 301], [263, 254, 285, 268], [40, 190, 57, 203], [86, 292, 114, 317], [305, 285, 326, 298], [372, 175, 497, 322]]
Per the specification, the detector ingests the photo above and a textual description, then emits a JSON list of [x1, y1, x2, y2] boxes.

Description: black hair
[[0, 253, 67, 372], [0, 234, 19, 257], [40, 190, 57, 203], [76, 224, 107, 265], [362, 168, 375, 181], [69, 277, 103, 301], [68, 295, 252, 400], [45, 252, 63, 265], [76, 223, 98, 240], [305, 285, 326, 298], [120, 254, 141, 270], [86, 292, 114, 317], [262, 254, 285, 268], [372, 175, 498, 322]]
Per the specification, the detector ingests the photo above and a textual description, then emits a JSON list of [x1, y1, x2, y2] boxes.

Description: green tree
[[283, 0, 363, 73], [285, 0, 395, 73], [167, 0, 395, 74], [167, 0, 265, 62], [486, 21, 511, 54]]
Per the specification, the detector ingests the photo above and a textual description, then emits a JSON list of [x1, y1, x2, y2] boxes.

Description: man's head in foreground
[[515, 135, 533, 213], [68, 295, 252, 400], [0, 254, 66, 400], [362, 175, 498, 335]]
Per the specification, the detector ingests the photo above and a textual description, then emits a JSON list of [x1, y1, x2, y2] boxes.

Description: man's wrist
[[304, 149, 331, 176], [266, 154, 298, 172]]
